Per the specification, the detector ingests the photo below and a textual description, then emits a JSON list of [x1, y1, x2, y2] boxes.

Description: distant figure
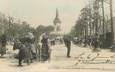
[[63, 35, 71, 58], [50, 38, 55, 45], [92, 38, 99, 52], [0, 34, 7, 57], [111, 42, 115, 52]]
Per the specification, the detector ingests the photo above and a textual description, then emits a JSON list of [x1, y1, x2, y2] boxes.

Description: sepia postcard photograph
[[0, 0, 115, 72]]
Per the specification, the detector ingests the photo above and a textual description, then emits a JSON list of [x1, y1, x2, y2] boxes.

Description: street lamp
[[103, 0, 114, 44]]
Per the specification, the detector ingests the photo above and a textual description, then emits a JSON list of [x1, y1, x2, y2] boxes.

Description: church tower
[[53, 8, 61, 32]]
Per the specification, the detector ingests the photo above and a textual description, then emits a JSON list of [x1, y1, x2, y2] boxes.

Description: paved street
[[50, 44, 115, 70], [0, 44, 115, 72]]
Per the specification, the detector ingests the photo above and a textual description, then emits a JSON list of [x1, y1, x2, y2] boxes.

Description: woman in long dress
[[41, 33, 50, 61]]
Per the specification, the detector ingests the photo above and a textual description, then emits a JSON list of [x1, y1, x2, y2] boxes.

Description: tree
[[35, 25, 54, 40]]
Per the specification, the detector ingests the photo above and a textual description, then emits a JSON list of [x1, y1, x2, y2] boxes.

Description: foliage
[[35, 25, 54, 40]]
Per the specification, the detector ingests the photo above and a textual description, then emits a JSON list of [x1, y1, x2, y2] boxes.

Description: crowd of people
[[1, 31, 113, 67], [13, 32, 52, 66], [0, 31, 73, 66], [72, 36, 114, 52]]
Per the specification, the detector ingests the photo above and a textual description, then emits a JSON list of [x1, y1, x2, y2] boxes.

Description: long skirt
[[18, 45, 32, 62], [41, 44, 49, 61]]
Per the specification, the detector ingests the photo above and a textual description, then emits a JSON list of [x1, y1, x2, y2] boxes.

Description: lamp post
[[110, 0, 114, 43], [99, 0, 114, 46], [103, 0, 114, 44]]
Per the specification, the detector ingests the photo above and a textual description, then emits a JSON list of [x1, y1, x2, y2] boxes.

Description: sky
[[0, 0, 115, 33]]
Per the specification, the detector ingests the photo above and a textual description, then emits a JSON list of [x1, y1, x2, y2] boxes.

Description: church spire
[[53, 8, 61, 25], [56, 8, 59, 18]]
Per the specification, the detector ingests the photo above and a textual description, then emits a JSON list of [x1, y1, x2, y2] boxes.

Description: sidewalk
[[50, 44, 115, 71]]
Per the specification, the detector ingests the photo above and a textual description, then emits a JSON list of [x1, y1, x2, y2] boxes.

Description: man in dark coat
[[0, 34, 7, 56], [18, 32, 35, 66], [63, 35, 71, 58], [18, 44, 27, 66], [18, 41, 33, 66]]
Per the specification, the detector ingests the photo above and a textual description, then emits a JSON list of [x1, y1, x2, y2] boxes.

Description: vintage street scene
[[0, 0, 115, 72]]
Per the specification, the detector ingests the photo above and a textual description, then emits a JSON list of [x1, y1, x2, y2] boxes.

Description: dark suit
[[0, 34, 7, 56], [63, 36, 71, 57]]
